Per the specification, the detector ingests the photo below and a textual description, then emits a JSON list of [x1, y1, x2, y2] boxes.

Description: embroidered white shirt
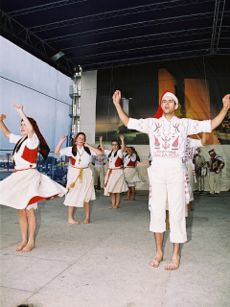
[[128, 116, 211, 160]]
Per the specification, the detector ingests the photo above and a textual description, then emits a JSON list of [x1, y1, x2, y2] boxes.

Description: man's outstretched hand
[[112, 90, 121, 106], [222, 94, 230, 111]]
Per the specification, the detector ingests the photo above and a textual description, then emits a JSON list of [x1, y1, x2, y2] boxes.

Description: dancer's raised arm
[[119, 134, 126, 151], [112, 90, 129, 127], [0, 114, 11, 138], [211, 94, 230, 130], [15, 104, 34, 138], [84, 143, 102, 155], [55, 136, 67, 155], [99, 136, 105, 151]]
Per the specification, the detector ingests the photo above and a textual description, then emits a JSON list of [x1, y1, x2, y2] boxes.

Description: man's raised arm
[[112, 90, 129, 127], [211, 94, 230, 130]]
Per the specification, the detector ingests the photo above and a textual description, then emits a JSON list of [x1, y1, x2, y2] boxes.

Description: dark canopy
[[1, 0, 229, 76]]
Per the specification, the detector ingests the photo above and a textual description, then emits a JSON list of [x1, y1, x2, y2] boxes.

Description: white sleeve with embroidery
[[127, 118, 153, 134], [186, 119, 211, 135]]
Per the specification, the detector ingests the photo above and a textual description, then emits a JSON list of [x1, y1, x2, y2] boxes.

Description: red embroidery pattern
[[172, 136, 179, 148], [154, 136, 160, 146], [161, 136, 171, 150]]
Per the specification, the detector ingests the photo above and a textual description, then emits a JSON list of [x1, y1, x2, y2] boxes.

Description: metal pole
[[69, 65, 83, 143]]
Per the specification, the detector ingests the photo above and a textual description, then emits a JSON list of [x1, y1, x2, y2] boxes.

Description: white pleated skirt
[[124, 167, 141, 187], [0, 169, 67, 210], [64, 167, 95, 207], [104, 168, 128, 196]]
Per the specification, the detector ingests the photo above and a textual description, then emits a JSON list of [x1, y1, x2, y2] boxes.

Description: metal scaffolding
[[69, 65, 83, 137]]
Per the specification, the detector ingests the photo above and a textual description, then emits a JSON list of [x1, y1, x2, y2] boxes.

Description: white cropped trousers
[[148, 159, 187, 243]]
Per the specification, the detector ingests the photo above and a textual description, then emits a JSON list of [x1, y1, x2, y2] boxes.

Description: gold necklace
[[77, 147, 84, 164]]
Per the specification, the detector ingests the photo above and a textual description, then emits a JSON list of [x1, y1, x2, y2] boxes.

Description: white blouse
[[104, 149, 123, 168], [60, 146, 96, 168], [9, 133, 39, 170], [123, 153, 137, 167]]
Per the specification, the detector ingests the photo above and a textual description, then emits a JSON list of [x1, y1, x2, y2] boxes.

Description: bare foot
[[22, 241, 35, 252], [67, 219, 80, 225], [165, 255, 180, 270], [16, 241, 27, 251], [149, 253, 163, 268], [83, 219, 90, 224]]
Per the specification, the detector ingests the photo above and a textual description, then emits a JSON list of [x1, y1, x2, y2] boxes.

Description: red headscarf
[[153, 104, 163, 118], [153, 90, 179, 118]]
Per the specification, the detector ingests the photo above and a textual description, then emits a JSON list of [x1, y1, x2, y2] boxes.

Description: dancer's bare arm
[[119, 134, 126, 151], [84, 143, 103, 155], [112, 90, 129, 127], [211, 94, 230, 130], [15, 105, 34, 138], [0, 114, 11, 138], [99, 136, 105, 151], [55, 136, 67, 155]]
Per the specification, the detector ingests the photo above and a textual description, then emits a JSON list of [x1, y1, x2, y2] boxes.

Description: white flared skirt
[[104, 169, 128, 196], [64, 167, 95, 207], [124, 167, 141, 187], [0, 169, 67, 210]]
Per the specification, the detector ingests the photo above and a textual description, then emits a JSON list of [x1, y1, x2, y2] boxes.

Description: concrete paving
[[0, 190, 229, 307]]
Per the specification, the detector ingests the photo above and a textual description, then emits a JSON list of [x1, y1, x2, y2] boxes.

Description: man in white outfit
[[112, 90, 230, 270]]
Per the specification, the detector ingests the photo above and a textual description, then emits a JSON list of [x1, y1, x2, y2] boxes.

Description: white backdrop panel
[[0, 36, 71, 152]]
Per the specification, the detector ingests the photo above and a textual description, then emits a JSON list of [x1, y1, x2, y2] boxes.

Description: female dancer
[[101, 135, 128, 208], [123, 146, 141, 200], [0, 105, 67, 252], [55, 133, 102, 224]]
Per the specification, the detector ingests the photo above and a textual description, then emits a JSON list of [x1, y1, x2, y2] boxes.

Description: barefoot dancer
[[112, 90, 230, 270], [101, 135, 128, 208], [55, 133, 102, 224], [0, 106, 67, 252]]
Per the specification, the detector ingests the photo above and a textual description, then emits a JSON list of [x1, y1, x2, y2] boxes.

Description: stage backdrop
[[95, 56, 230, 145]]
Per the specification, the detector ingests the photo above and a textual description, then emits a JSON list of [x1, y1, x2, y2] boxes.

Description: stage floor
[[0, 190, 229, 307]]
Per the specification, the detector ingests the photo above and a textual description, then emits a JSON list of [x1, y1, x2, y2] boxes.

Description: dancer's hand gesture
[[0, 114, 6, 121], [15, 104, 23, 112], [222, 94, 230, 111], [112, 90, 121, 106]]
